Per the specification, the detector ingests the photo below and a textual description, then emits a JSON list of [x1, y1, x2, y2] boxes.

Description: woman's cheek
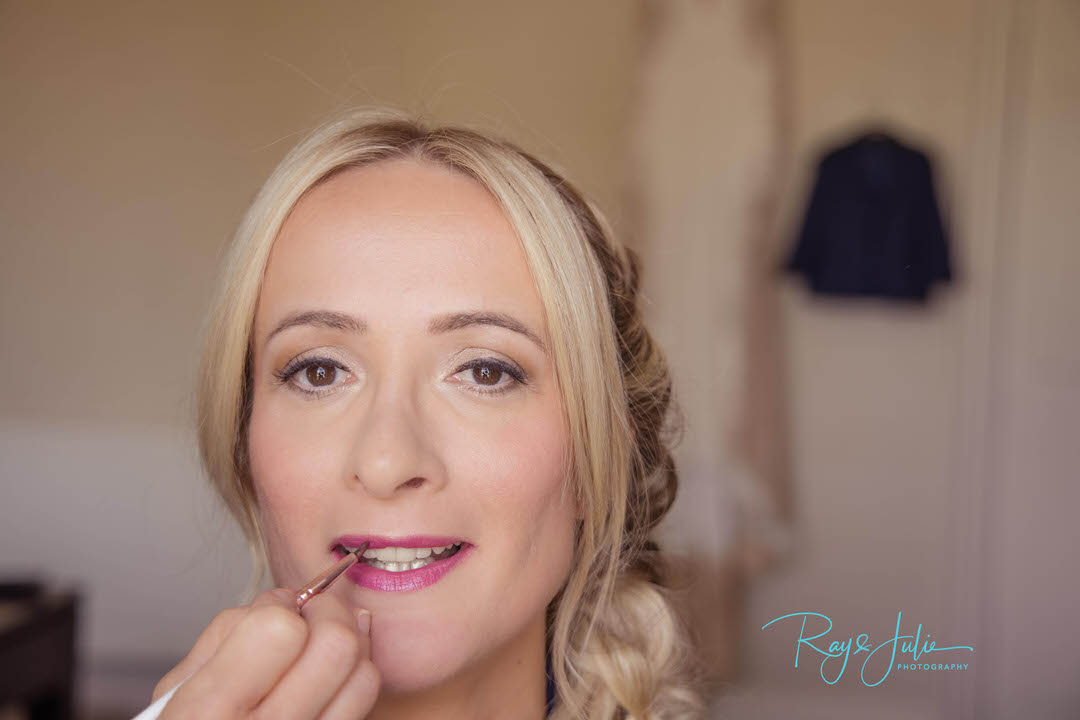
[[472, 401, 567, 506], [248, 400, 327, 582], [482, 399, 574, 571]]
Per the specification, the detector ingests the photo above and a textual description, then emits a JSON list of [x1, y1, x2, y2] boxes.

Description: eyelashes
[[271, 354, 528, 399]]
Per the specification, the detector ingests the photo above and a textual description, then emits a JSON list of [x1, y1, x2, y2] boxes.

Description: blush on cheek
[[247, 411, 329, 587]]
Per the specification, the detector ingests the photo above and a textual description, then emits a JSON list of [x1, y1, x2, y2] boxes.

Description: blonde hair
[[194, 106, 709, 718]]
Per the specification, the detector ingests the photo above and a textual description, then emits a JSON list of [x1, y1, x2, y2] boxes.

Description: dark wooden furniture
[[0, 580, 80, 720]]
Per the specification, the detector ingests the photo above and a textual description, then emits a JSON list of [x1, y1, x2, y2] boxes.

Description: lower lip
[[336, 544, 474, 592]]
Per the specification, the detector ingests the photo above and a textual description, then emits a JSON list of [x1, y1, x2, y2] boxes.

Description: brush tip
[[337, 541, 370, 558]]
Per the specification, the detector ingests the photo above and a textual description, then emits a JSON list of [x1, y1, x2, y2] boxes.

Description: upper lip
[[331, 535, 470, 552]]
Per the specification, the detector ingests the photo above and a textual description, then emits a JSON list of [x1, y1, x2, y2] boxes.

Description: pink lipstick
[[330, 535, 474, 593]]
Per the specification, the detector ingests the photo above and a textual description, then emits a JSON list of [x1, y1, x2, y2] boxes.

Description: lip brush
[[132, 541, 372, 720], [297, 541, 371, 609]]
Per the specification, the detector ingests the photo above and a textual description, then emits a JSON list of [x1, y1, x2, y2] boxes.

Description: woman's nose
[[348, 380, 443, 498]]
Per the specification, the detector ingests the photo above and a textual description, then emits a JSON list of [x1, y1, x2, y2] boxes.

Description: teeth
[[352, 542, 463, 564], [356, 542, 465, 572]]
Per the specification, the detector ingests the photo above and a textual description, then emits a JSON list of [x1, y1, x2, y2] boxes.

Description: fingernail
[[354, 608, 371, 633]]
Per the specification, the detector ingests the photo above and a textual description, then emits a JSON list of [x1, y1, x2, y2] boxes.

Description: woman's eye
[[273, 357, 351, 398], [452, 358, 527, 396]]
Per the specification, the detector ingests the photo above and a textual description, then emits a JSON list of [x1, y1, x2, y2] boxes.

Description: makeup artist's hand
[[152, 587, 379, 719]]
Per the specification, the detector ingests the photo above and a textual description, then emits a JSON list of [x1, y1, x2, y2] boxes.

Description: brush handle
[[131, 544, 370, 719], [295, 553, 358, 609]]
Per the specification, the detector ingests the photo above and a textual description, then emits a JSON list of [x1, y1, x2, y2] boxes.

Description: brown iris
[[472, 364, 502, 385], [305, 363, 335, 387]]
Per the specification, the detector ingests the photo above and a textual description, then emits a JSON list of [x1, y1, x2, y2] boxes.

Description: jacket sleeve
[[915, 153, 953, 284], [783, 155, 831, 279]]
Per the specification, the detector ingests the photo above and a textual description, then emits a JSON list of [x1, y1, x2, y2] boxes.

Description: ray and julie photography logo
[[761, 610, 975, 687]]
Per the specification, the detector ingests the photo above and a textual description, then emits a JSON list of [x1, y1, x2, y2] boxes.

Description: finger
[[252, 586, 300, 608], [252, 593, 366, 719], [298, 589, 360, 627], [316, 658, 381, 720], [170, 601, 308, 718], [152, 588, 294, 702]]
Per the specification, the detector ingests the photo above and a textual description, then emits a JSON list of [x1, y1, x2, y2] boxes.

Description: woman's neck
[[366, 613, 548, 719]]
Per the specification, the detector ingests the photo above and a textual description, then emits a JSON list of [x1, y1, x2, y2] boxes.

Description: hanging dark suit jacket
[[782, 131, 953, 301]]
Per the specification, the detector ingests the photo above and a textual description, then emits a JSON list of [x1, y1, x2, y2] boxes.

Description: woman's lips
[[331, 542, 474, 593]]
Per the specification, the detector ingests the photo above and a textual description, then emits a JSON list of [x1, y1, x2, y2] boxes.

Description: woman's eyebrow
[[264, 309, 547, 355]]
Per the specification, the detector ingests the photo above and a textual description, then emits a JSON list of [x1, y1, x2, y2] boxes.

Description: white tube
[[130, 672, 192, 720]]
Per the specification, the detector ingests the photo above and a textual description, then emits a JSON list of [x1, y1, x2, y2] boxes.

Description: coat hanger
[[853, 90, 899, 145]]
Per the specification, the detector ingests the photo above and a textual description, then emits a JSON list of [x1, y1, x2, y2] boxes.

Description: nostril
[[404, 477, 424, 489]]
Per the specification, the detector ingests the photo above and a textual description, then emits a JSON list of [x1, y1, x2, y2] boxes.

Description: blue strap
[[545, 651, 556, 715]]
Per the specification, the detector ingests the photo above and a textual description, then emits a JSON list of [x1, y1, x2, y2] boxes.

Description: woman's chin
[[371, 635, 465, 693]]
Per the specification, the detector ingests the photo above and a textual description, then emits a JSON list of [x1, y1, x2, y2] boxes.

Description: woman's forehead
[[254, 159, 547, 345]]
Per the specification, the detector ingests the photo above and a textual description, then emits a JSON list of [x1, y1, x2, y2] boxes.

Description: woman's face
[[247, 158, 577, 693]]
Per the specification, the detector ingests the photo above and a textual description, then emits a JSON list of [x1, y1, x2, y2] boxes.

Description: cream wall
[[0, 2, 640, 714], [975, 2, 1080, 715], [0, 0, 639, 428], [2, 1, 1076, 718], [713, 1, 1080, 718], [630, 0, 1077, 718]]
